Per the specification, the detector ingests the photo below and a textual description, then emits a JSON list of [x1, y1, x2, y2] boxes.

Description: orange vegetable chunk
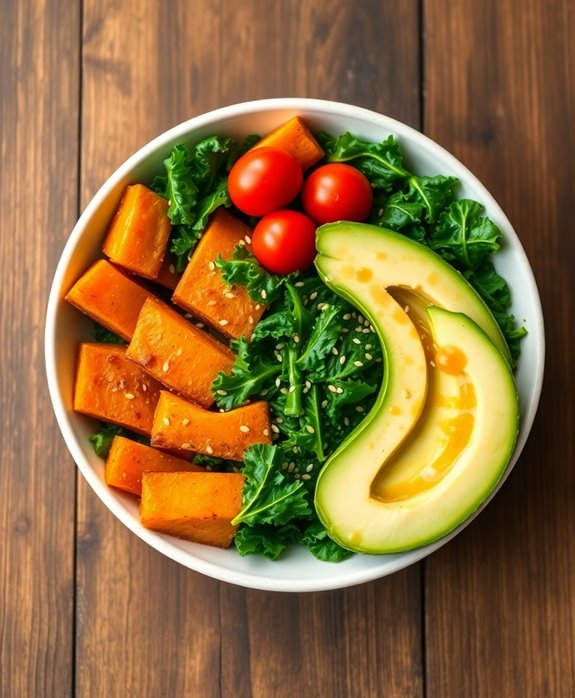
[[151, 391, 273, 461], [172, 208, 267, 339], [102, 183, 171, 279], [154, 252, 181, 291], [253, 116, 325, 171], [140, 471, 244, 548], [105, 435, 204, 496], [65, 259, 159, 341], [126, 296, 235, 407], [73, 343, 161, 435]]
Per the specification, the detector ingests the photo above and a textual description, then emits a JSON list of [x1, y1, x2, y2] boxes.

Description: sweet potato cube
[[74, 343, 162, 435], [105, 435, 204, 496], [253, 116, 324, 171], [140, 471, 244, 548], [102, 183, 171, 279], [172, 208, 266, 339], [65, 259, 159, 341], [126, 296, 235, 407], [154, 252, 181, 290], [151, 391, 273, 461]]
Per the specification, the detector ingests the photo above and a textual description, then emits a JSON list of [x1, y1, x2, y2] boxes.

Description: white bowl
[[45, 98, 544, 592]]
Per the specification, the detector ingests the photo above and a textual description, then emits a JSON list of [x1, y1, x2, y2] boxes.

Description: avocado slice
[[315, 221, 511, 364], [314, 225, 519, 554]]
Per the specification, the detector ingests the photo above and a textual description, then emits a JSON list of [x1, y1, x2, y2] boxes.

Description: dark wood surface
[[1, 0, 573, 696]]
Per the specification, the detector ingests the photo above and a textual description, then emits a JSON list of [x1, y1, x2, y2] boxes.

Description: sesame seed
[[244, 234, 252, 244], [365, 353, 373, 360], [332, 346, 339, 355], [239, 425, 250, 433], [162, 360, 170, 372], [275, 352, 283, 363], [355, 325, 363, 332], [261, 289, 267, 300], [207, 300, 217, 307], [271, 424, 280, 434], [124, 392, 135, 399], [328, 385, 337, 393], [292, 446, 299, 453], [288, 385, 296, 393], [218, 319, 229, 326], [169, 264, 176, 274], [404, 305, 410, 314], [305, 380, 311, 390], [255, 304, 261, 310], [294, 281, 304, 287], [342, 313, 351, 320], [356, 406, 364, 413], [276, 417, 284, 424], [181, 442, 192, 450], [352, 337, 361, 344], [141, 384, 148, 392], [353, 360, 364, 367], [238, 239, 246, 246], [163, 417, 170, 426], [293, 334, 300, 343], [260, 388, 269, 396], [321, 400, 328, 408], [430, 360, 436, 367], [344, 417, 350, 427], [248, 315, 254, 324], [196, 322, 205, 328], [365, 344, 373, 350], [224, 291, 235, 299], [306, 463, 314, 472], [275, 377, 281, 388], [362, 327, 371, 334], [301, 473, 311, 481], [310, 291, 318, 300], [280, 387, 289, 395], [358, 314, 365, 324], [263, 428, 270, 437], [305, 425, 315, 434], [288, 462, 296, 473], [176, 347, 183, 356], [208, 261, 215, 271], [336, 387, 344, 394], [216, 389, 227, 396], [339, 355, 346, 364], [182, 418, 190, 426], [206, 445, 214, 454], [185, 313, 193, 319]]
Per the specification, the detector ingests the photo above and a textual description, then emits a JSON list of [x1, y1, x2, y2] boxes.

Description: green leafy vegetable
[[91, 322, 125, 345], [89, 423, 147, 458]]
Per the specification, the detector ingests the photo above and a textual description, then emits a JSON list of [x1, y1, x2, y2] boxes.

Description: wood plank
[[0, 0, 80, 696], [423, 0, 575, 695], [76, 1, 424, 695]]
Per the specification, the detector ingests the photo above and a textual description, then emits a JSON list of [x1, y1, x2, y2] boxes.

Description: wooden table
[[2, 0, 573, 695]]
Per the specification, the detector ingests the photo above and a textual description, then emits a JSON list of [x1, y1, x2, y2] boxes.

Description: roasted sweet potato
[[105, 435, 204, 496], [102, 184, 171, 279], [140, 471, 244, 548], [172, 208, 267, 339], [151, 391, 272, 461], [126, 296, 235, 407], [74, 343, 162, 435], [65, 259, 158, 341], [253, 116, 324, 170], [154, 252, 181, 291]]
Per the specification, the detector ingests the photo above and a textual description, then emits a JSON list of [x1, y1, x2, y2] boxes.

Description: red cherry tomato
[[228, 147, 303, 217], [252, 210, 317, 275], [301, 163, 374, 224]]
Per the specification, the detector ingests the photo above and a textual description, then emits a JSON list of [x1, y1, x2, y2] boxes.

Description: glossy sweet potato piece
[[126, 296, 235, 407], [151, 391, 272, 461], [140, 471, 244, 548], [253, 116, 324, 171], [102, 184, 171, 279], [105, 435, 204, 496], [172, 208, 267, 339], [65, 259, 158, 341], [74, 343, 161, 435]]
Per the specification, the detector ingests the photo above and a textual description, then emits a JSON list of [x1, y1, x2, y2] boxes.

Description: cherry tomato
[[252, 210, 317, 274], [228, 147, 303, 217], [301, 163, 374, 224]]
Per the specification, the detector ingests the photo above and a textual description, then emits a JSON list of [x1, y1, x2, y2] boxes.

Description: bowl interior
[[45, 98, 544, 592]]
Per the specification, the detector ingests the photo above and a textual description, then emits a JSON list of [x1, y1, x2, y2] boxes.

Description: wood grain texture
[[423, 0, 575, 695], [0, 0, 80, 696], [76, 1, 423, 696]]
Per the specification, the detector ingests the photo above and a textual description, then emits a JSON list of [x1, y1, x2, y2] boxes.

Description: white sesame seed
[[275, 352, 283, 363], [293, 334, 300, 343], [196, 322, 205, 328], [224, 291, 235, 299], [206, 445, 214, 454], [328, 385, 337, 393], [260, 388, 269, 396], [365, 353, 373, 360], [162, 360, 170, 372], [301, 473, 311, 481], [365, 344, 373, 350], [163, 417, 170, 426], [292, 446, 299, 453], [238, 239, 246, 246], [263, 428, 270, 437], [181, 442, 192, 450], [216, 389, 227, 396], [176, 347, 183, 356], [275, 377, 281, 388], [310, 291, 318, 300], [275, 417, 283, 424], [344, 417, 350, 427], [358, 314, 365, 324], [306, 463, 314, 472], [141, 384, 147, 392], [280, 387, 289, 395], [288, 385, 296, 393], [169, 264, 176, 274], [355, 325, 363, 332], [239, 425, 250, 433], [294, 281, 304, 287], [404, 305, 410, 314], [305, 380, 311, 390], [271, 424, 280, 434], [332, 346, 339, 355], [356, 406, 364, 413], [207, 300, 217, 307], [288, 462, 296, 472], [218, 319, 229, 326], [248, 315, 254, 324], [336, 387, 344, 394], [352, 337, 361, 344], [185, 313, 193, 319], [261, 289, 267, 300], [342, 313, 351, 320], [124, 392, 135, 399], [430, 360, 436, 367], [182, 418, 190, 426], [339, 355, 346, 364], [321, 400, 328, 409], [208, 261, 215, 271], [363, 327, 371, 334], [244, 234, 252, 244], [255, 303, 261, 310], [353, 360, 364, 367], [305, 425, 315, 434]]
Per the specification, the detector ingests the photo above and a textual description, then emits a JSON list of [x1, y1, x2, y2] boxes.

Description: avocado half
[[314, 222, 519, 554]]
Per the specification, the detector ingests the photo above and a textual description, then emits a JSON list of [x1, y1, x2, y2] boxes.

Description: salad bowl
[[45, 98, 544, 592]]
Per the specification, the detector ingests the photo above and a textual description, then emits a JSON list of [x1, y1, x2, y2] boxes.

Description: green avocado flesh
[[314, 222, 519, 554]]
